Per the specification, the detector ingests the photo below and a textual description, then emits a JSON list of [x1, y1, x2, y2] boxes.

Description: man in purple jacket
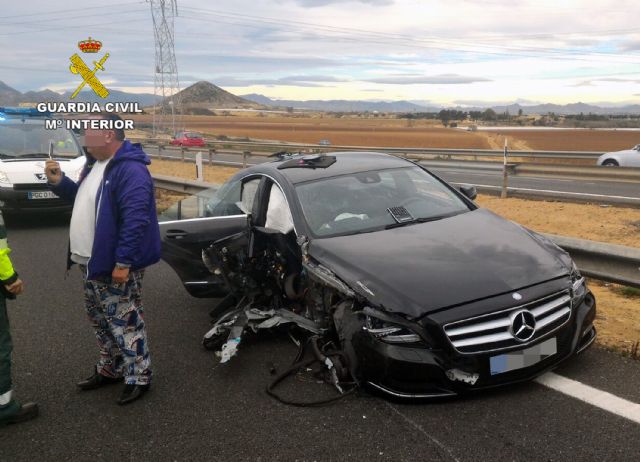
[[45, 114, 160, 405]]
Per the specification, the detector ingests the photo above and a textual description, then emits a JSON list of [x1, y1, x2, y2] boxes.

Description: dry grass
[[476, 195, 640, 248], [149, 158, 239, 184], [150, 158, 640, 354], [588, 281, 640, 353]]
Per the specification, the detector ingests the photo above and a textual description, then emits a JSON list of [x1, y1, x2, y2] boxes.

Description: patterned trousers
[[80, 266, 152, 385]]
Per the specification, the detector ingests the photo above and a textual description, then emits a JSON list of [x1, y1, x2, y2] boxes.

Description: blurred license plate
[[28, 191, 58, 200], [490, 337, 557, 375]]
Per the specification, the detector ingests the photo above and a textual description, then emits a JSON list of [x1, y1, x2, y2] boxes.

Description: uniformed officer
[[0, 212, 38, 426]]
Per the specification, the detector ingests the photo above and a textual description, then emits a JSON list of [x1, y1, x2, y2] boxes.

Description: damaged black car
[[159, 152, 597, 399]]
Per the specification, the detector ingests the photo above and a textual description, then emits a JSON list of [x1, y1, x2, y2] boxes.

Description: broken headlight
[[570, 261, 586, 300], [363, 315, 424, 345]]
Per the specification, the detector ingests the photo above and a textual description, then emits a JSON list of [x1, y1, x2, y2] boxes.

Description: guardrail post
[[243, 151, 250, 168], [158, 144, 164, 158], [181, 147, 185, 162], [501, 140, 509, 199], [208, 148, 215, 165]]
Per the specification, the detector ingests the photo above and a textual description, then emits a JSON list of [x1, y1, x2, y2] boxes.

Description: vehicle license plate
[[490, 337, 557, 375], [28, 191, 58, 200]]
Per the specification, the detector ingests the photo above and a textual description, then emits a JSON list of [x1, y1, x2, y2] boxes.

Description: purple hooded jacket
[[51, 140, 161, 280]]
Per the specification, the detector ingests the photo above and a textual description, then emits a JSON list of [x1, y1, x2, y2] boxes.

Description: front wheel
[[602, 159, 619, 167]]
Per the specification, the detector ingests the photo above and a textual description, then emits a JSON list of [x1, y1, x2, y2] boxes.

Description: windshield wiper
[[14, 153, 50, 159], [384, 213, 458, 230]]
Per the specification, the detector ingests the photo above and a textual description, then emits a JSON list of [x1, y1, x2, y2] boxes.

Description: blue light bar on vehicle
[[0, 106, 51, 117]]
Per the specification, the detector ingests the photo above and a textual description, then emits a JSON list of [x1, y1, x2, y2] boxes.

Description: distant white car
[[596, 144, 640, 167]]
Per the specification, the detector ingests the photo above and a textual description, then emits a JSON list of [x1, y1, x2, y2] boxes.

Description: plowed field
[[131, 114, 639, 153]]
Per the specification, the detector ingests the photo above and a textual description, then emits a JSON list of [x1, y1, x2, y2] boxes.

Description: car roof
[[249, 151, 414, 184]]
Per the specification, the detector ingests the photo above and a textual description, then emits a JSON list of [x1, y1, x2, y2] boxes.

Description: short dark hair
[[96, 112, 125, 141]]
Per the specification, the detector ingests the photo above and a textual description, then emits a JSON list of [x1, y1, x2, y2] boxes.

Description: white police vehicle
[[0, 107, 84, 213]]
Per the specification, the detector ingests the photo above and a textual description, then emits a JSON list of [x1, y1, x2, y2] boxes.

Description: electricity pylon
[[149, 0, 181, 135]]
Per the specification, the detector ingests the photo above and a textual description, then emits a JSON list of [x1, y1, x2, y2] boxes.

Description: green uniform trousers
[[0, 295, 19, 421]]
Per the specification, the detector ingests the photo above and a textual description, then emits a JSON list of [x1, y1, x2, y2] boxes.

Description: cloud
[[211, 76, 334, 87], [278, 75, 350, 83], [365, 74, 491, 84], [618, 40, 640, 52], [572, 77, 640, 87], [291, 0, 393, 7]]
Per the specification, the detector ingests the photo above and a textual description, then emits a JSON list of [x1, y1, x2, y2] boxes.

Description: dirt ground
[[483, 128, 640, 152], [150, 158, 640, 355], [131, 114, 639, 154]]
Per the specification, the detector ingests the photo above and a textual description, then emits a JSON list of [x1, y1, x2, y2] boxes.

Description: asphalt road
[[1, 216, 639, 461], [147, 147, 640, 201]]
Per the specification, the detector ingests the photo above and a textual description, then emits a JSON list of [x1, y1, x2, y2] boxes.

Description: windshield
[[0, 119, 81, 159], [185, 132, 203, 139], [295, 166, 472, 238]]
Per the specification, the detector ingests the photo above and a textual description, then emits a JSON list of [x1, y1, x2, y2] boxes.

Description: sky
[[1, 0, 640, 106]]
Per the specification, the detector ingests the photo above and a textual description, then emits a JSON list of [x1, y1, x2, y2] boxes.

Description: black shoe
[[117, 384, 150, 405], [0, 402, 39, 427], [77, 368, 121, 391]]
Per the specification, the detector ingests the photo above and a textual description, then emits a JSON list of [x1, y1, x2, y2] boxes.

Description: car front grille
[[443, 290, 572, 354]]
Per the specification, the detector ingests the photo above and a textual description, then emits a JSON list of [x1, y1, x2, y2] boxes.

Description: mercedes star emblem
[[510, 309, 536, 342]]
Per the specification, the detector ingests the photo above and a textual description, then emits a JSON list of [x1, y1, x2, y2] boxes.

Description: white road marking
[[535, 372, 640, 425], [385, 402, 460, 462]]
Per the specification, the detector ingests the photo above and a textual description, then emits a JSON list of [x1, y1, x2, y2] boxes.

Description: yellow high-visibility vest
[[0, 211, 16, 281]]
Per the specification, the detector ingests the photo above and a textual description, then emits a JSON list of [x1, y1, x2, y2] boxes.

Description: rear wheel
[[602, 159, 619, 167]]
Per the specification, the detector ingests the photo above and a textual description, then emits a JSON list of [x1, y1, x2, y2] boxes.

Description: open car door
[[158, 176, 262, 297]]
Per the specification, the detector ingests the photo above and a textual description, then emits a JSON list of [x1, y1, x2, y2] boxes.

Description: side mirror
[[459, 185, 477, 200]]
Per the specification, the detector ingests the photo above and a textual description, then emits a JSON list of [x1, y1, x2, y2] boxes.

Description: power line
[[0, 6, 147, 27], [0, 13, 148, 36], [0, 1, 144, 20], [179, 5, 640, 50], [176, 11, 640, 65]]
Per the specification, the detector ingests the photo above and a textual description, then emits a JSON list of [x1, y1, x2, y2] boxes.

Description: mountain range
[[0, 80, 156, 106], [1, 80, 639, 115]]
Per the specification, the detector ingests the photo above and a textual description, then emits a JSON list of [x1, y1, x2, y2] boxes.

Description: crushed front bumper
[[355, 290, 596, 399]]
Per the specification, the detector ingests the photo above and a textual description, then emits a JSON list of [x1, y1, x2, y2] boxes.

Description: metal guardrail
[[153, 174, 216, 195], [146, 148, 640, 207], [134, 137, 606, 160], [544, 233, 640, 288], [134, 138, 640, 183], [152, 174, 640, 288]]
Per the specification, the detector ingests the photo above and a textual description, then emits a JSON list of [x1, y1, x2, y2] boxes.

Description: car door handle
[[165, 229, 188, 239]]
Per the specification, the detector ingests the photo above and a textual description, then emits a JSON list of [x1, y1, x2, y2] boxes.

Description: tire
[[602, 159, 619, 167]]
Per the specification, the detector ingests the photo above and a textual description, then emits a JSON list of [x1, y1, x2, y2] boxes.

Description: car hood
[[308, 209, 569, 319], [0, 156, 84, 184], [601, 149, 636, 157]]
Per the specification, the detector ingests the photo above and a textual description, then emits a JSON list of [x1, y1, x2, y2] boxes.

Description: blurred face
[[82, 116, 118, 160]]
